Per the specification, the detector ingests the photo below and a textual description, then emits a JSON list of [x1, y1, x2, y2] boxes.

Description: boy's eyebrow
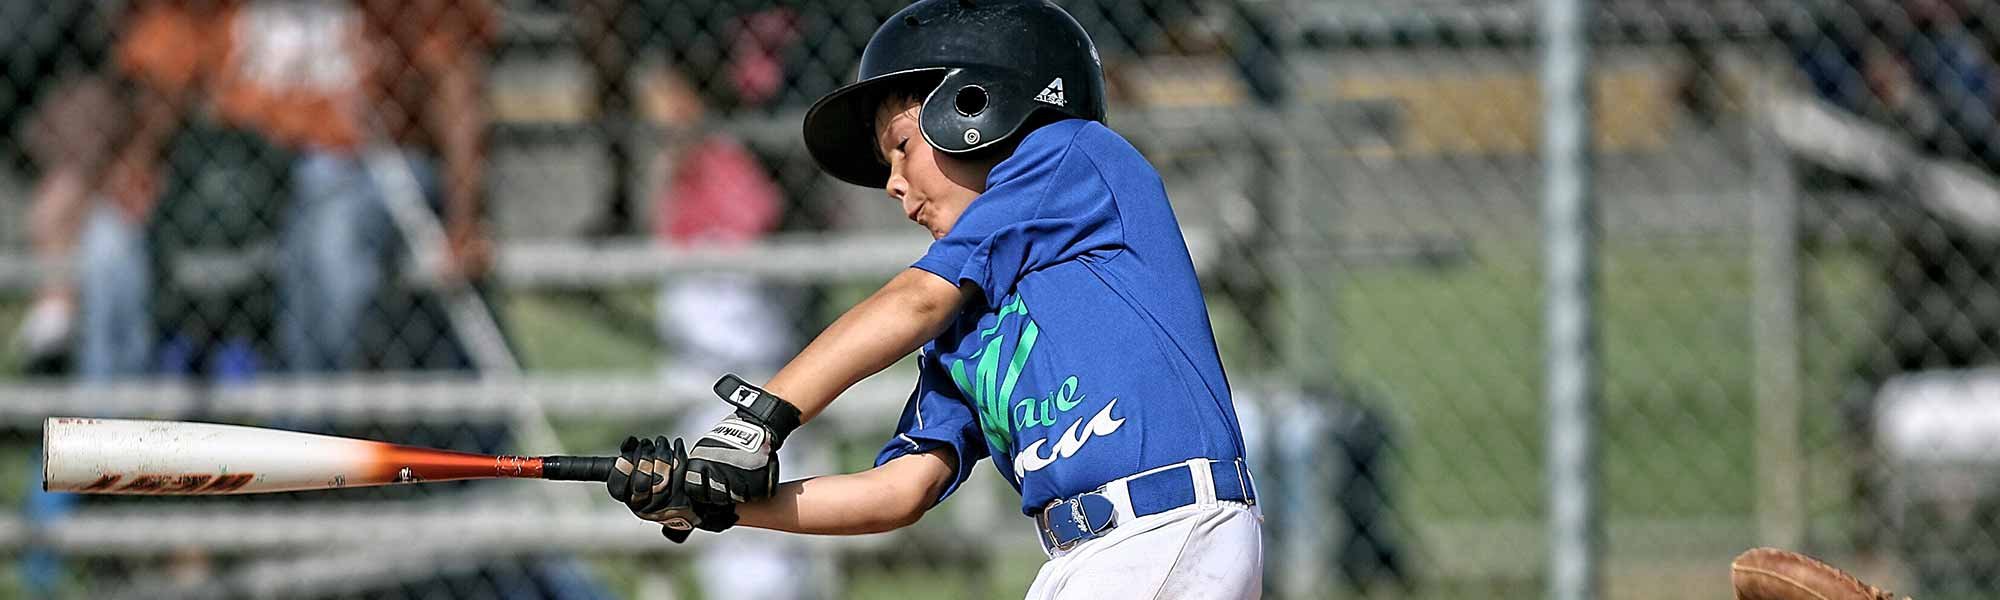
[[872, 117, 895, 167], [873, 128, 888, 166]]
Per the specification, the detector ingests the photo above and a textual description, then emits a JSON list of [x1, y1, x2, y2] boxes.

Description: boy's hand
[[684, 376, 803, 504], [608, 436, 739, 543]]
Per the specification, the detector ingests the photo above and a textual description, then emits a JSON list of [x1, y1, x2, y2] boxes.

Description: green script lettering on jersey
[[949, 296, 1033, 452], [947, 295, 1095, 453], [1015, 376, 1083, 429]]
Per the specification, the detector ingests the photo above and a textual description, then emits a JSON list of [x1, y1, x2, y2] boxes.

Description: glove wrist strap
[[713, 374, 803, 448]]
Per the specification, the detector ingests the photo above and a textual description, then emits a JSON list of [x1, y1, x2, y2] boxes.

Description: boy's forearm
[[734, 449, 956, 535], [765, 268, 964, 422]]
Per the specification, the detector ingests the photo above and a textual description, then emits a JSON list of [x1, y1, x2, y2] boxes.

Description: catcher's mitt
[[1730, 547, 1906, 600]]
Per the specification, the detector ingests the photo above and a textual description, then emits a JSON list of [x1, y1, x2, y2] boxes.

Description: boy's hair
[[871, 75, 941, 165], [874, 75, 942, 127]]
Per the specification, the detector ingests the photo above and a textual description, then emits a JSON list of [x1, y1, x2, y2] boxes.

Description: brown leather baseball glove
[[1731, 547, 1906, 600]]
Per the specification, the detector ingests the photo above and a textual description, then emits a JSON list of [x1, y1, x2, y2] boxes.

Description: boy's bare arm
[[765, 268, 968, 422], [735, 448, 958, 535]]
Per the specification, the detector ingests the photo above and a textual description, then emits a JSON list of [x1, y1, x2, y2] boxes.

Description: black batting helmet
[[802, 0, 1107, 188]]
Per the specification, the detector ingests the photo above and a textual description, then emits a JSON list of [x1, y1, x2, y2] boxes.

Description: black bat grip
[[540, 456, 617, 482]]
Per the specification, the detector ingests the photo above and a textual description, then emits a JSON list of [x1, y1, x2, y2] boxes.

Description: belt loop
[[1100, 476, 1137, 524], [1188, 458, 1217, 504], [1234, 459, 1254, 503]]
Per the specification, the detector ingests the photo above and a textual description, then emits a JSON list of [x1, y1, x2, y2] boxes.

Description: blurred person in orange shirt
[[82, 0, 496, 374], [74, 9, 614, 596]]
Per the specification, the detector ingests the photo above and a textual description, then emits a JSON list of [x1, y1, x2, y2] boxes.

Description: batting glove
[[607, 435, 738, 542], [683, 375, 802, 505]]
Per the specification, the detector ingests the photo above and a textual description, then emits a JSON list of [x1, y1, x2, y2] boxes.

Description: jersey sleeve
[[873, 351, 989, 505], [911, 124, 1124, 310]]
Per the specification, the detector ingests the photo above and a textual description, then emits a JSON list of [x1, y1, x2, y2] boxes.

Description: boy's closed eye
[[877, 138, 907, 168]]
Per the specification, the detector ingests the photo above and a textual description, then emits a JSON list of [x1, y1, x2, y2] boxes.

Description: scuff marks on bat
[[494, 455, 529, 477], [80, 474, 122, 491], [195, 473, 253, 492], [105, 473, 254, 494]]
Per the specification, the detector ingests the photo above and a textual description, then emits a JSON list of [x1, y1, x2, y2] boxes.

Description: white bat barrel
[[45, 418, 379, 495]]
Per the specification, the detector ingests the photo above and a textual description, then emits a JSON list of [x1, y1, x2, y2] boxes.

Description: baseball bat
[[43, 417, 617, 495]]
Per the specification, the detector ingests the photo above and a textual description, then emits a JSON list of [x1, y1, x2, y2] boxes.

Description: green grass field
[[1317, 239, 1881, 596], [1335, 242, 1770, 520], [0, 238, 1889, 598]]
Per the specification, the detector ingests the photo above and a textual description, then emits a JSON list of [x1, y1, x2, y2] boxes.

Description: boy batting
[[605, 1, 1263, 597]]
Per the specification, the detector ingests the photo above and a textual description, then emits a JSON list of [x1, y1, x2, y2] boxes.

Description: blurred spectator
[[2, 3, 120, 373], [81, 0, 498, 375], [1792, 0, 2000, 564], [1, 11, 123, 597], [617, 3, 827, 594], [1793, 1, 1896, 117], [1891, 0, 2000, 170], [1797, 0, 2000, 168], [573, 0, 925, 236], [644, 49, 792, 385], [1852, 0, 2000, 405], [71, 6, 605, 596]]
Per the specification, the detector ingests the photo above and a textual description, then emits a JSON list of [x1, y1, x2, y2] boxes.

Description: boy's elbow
[[838, 486, 931, 535], [869, 503, 928, 533], [894, 487, 941, 528], [859, 450, 955, 533], [866, 477, 937, 533]]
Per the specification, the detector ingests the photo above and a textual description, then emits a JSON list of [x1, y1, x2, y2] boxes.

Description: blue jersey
[[872, 119, 1249, 515]]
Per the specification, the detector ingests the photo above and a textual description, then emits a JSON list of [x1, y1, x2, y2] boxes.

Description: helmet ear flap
[[921, 67, 1037, 156]]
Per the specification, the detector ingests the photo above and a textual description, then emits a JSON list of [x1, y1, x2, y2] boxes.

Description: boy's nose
[[885, 174, 910, 204]]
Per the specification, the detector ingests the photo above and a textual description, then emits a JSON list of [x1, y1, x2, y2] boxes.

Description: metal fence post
[[1749, 121, 1806, 550], [1541, 0, 1599, 598]]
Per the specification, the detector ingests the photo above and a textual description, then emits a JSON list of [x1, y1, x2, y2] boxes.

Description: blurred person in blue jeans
[[80, 0, 496, 377], [47, 2, 610, 598]]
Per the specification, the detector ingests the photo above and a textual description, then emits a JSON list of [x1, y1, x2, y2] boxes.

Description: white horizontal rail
[[0, 373, 913, 436], [1764, 92, 2000, 233], [0, 228, 1226, 290]]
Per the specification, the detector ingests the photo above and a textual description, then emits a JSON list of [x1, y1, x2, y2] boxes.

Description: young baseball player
[[607, 1, 1262, 596]]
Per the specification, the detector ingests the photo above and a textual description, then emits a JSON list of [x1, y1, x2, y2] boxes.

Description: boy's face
[[874, 99, 991, 240]]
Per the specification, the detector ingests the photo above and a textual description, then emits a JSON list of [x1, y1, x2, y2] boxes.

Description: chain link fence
[[0, 0, 1995, 598]]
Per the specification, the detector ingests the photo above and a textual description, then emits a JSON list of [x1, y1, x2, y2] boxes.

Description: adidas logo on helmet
[[1034, 78, 1067, 107]]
